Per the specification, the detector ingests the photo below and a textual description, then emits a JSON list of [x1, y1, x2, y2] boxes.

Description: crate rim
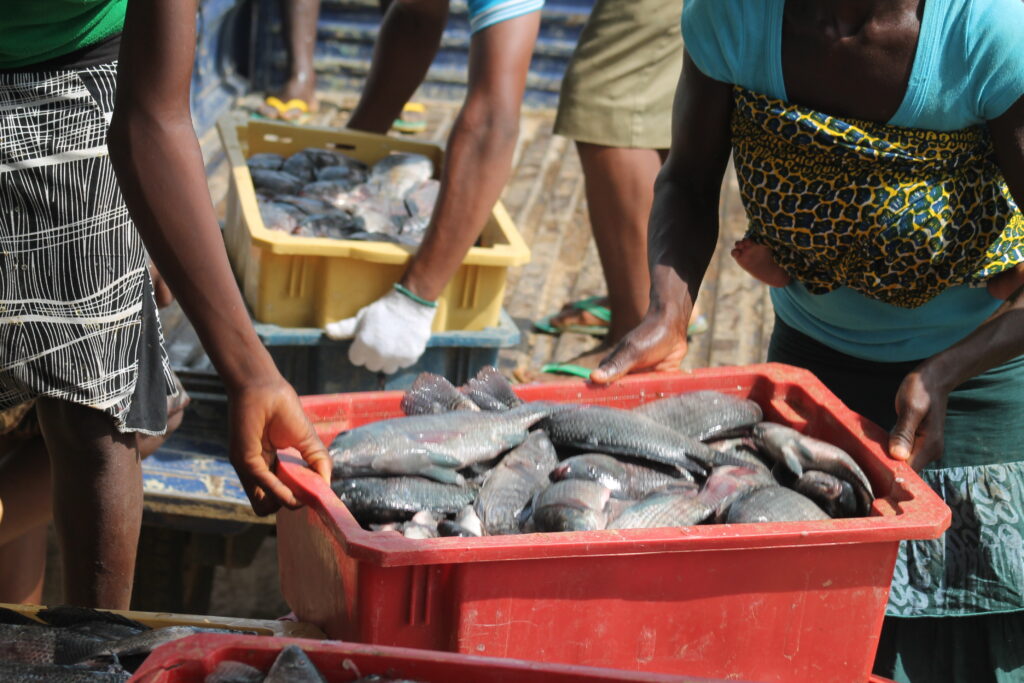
[[217, 113, 531, 266], [278, 363, 951, 568]]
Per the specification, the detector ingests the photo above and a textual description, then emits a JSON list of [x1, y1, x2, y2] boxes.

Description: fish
[[329, 402, 555, 484], [0, 622, 103, 665], [264, 645, 326, 683], [246, 153, 285, 171], [698, 465, 776, 521], [751, 422, 874, 513], [273, 194, 333, 215], [333, 477, 477, 525], [400, 373, 479, 416], [249, 169, 304, 195], [475, 431, 559, 535], [531, 479, 613, 532], [607, 483, 706, 530], [317, 163, 369, 185], [89, 626, 247, 668], [0, 662, 129, 682], [543, 405, 729, 476], [0, 607, 41, 626], [370, 153, 434, 199], [403, 523, 439, 539], [455, 505, 483, 537], [205, 660, 266, 683], [724, 486, 830, 523], [437, 520, 476, 537], [463, 366, 522, 411], [633, 391, 763, 441], [258, 201, 300, 233], [793, 470, 862, 518], [34, 607, 147, 642], [550, 454, 685, 499]]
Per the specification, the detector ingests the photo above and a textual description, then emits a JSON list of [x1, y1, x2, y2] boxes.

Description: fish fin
[[425, 451, 463, 468], [36, 606, 148, 631], [782, 444, 806, 478], [401, 373, 478, 415], [465, 366, 522, 410], [419, 465, 466, 485], [0, 607, 39, 626]]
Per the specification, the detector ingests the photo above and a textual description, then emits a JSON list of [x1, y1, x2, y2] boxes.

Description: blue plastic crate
[[256, 308, 520, 393]]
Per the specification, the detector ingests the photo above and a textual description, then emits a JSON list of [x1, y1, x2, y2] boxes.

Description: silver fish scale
[[205, 660, 265, 683], [333, 477, 477, 524], [543, 406, 717, 474], [609, 492, 710, 530], [633, 391, 763, 441], [0, 662, 129, 682], [0, 623, 101, 666], [725, 486, 830, 523], [476, 432, 559, 535]]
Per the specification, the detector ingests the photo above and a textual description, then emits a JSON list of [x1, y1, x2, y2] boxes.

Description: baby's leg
[[731, 239, 792, 288], [986, 264, 1024, 300]]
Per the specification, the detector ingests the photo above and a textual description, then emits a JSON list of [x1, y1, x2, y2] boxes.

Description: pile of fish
[[204, 645, 421, 683], [0, 605, 254, 681], [329, 367, 875, 537], [249, 149, 438, 246]]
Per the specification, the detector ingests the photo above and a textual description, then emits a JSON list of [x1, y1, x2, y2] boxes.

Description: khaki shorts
[[554, 0, 684, 149]]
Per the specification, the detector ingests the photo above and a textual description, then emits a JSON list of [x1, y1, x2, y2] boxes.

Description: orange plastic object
[[131, 633, 725, 682], [277, 364, 951, 683]]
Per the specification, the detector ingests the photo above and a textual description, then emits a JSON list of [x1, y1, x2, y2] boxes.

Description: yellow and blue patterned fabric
[[467, 0, 544, 34], [731, 87, 1024, 308]]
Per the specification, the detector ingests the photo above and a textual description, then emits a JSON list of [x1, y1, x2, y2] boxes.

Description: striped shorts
[[0, 61, 173, 435], [467, 0, 544, 34]]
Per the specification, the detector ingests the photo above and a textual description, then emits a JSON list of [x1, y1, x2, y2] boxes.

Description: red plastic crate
[[129, 633, 724, 681], [277, 364, 950, 683]]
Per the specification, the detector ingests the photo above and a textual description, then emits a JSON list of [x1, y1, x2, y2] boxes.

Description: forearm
[[401, 106, 520, 300], [108, 112, 277, 388]]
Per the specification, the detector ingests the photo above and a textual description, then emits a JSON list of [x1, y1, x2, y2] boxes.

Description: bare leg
[[0, 524, 46, 604], [345, 0, 449, 134], [36, 400, 142, 609], [731, 238, 792, 288], [261, 0, 321, 120]]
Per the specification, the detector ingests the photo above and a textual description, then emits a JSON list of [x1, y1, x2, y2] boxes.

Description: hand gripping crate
[[218, 114, 530, 331], [274, 364, 950, 683]]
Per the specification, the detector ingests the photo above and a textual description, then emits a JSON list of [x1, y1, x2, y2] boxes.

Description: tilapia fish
[[90, 626, 245, 665], [725, 486, 830, 523], [400, 373, 479, 415], [463, 366, 522, 411], [0, 622, 102, 665], [551, 454, 684, 499], [531, 479, 613, 532], [0, 662, 129, 682], [793, 470, 862, 518], [333, 477, 476, 525], [265, 645, 326, 683], [608, 482, 705, 530], [35, 607, 147, 643], [330, 402, 554, 485], [475, 431, 559, 535], [751, 422, 874, 513], [634, 391, 764, 441], [543, 405, 727, 475], [698, 465, 775, 521]]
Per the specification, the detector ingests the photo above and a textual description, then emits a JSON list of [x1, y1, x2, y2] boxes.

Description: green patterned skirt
[[768, 317, 1024, 682]]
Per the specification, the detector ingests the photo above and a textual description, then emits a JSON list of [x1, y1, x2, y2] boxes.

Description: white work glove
[[324, 287, 437, 374]]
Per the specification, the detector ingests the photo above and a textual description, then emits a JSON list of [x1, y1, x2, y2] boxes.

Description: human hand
[[888, 363, 951, 472], [324, 288, 436, 374], [227, 375, 332, 516], [590, 308, 690, 384]]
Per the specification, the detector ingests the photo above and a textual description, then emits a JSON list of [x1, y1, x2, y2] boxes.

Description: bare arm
[[400, 13, 541, 300], [592, 54, 735, 383], [890, 94, 1024, 468], [109, 0, 330, 513]]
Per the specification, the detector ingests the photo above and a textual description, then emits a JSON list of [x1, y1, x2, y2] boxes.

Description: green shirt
[[0, 0, 127, 69]]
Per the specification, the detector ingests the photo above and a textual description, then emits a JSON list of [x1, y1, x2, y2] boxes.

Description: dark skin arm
[[348, 14, 537, 301], [109, 0, 331, 514], [890, 94, 1024, 470], [591, 54, 734, 384]]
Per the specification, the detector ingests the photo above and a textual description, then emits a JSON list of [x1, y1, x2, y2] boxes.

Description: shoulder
[[682, 0, 776, 90], [961, 0, 1024, 119]]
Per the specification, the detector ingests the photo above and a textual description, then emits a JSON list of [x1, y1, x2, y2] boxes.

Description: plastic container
[[218, 114, 530, 331], [131, 633, 721, 682], [276, 363, 951, 683], [0, 602, 324, 639]]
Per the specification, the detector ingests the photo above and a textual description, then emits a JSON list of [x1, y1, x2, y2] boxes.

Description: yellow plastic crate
[[218, 114, 530, 331]]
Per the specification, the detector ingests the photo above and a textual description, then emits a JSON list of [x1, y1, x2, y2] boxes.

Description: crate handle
[[324, 141, 358, 151]]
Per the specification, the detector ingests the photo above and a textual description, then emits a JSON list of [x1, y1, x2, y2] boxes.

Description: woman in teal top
[[592, 0, 1024, 680]]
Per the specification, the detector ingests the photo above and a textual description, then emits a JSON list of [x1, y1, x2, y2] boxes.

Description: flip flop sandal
[[539, 363, 593, 379], [258, 96, 311, 121], [392, 102, 428, 134], [534, 295, 611, 336]]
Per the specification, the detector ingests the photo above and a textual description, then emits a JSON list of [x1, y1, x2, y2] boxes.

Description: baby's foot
[[731, 239, 792, 288], [986, 264, 1024, 300]]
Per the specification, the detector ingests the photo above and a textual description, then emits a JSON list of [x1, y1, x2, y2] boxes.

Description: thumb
[[590, 340, 642, 385], [888, 410, 920, 461], [324, 310, 362, 340]]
